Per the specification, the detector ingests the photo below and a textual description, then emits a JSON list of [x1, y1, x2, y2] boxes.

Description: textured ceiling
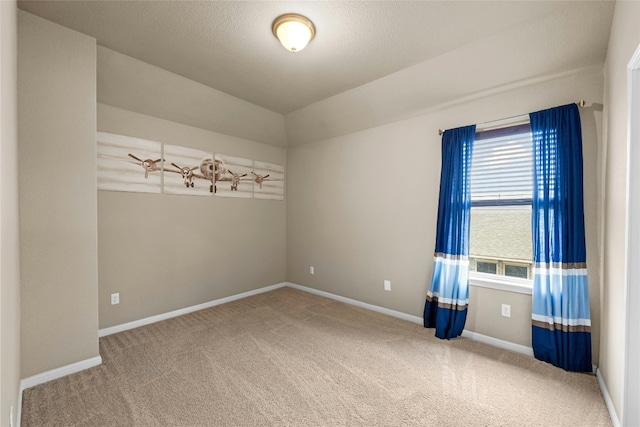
[[17, 1, 613, 115]]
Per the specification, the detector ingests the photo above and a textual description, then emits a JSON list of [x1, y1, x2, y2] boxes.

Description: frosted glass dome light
[[272, 14, 316, 53]]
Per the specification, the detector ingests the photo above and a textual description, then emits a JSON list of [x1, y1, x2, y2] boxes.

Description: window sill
[[469, 272, 532, 295]]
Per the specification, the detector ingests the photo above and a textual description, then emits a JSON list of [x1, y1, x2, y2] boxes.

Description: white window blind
[[471, 123, 533, 205]]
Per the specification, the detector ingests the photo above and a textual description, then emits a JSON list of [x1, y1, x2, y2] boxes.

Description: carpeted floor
[[22, 287, 611, 426]]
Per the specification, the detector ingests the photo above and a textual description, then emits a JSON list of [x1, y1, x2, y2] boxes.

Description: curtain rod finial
[[438, 129, 444, 136], [578, 100, 586, 107]]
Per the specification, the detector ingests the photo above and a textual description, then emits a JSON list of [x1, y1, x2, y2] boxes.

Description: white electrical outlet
[[384, 280, 391, 291], [111, 293, 120, 305], [501, 304, 511, 318], [310, 266, 314, 275]]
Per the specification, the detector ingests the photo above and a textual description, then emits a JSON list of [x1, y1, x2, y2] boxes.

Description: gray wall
[[1, 1, 20, 425], [95, 49, 287, 329], [97, 104, 287, 328], [283, 3, 613, 147], [287, 66, 603, 354], [97, 46, 286, 148], [18, 11, 99, 378], [599, 0, 640, 420]]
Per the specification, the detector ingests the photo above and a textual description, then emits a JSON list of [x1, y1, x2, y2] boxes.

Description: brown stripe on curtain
[[532, 320, 591, 333], [433, 252, 469, 261], [426, 294, 468, 311], [533, 262, 587, 269]]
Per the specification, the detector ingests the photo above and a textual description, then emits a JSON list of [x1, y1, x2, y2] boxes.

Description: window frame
[[469, 271, 532, 295], [468, 122, 534, 295]]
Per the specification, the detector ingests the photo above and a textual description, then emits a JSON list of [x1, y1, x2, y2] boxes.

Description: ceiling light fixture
[[272, 13, 316, 53]]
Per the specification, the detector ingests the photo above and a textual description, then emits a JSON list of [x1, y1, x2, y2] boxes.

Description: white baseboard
[[286, 282, 424, 325], [99, 282, 288, 337], [101, 281, 534, 362], [286, 282, 535, 358], [596, 367, 621, 427], [288, 283, 617, 423], [18, 283, 611, 426], [460, 330, 534, 357], [17, 355, 103, 426], [18, 283, 288, 426], [20, 355, 103, 391]]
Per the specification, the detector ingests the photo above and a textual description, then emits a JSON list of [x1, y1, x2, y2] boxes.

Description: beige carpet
[[22, 287, 611, 426]]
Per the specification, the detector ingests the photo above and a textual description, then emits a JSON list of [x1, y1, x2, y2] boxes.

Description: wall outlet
[[310, 266, 314, 275], [384, 280, 391, 291], [501, 304, 511, 318], [111, 293, 120, 305]]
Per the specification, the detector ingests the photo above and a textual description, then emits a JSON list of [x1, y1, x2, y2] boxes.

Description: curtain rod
[[437, 100, 587, 135]]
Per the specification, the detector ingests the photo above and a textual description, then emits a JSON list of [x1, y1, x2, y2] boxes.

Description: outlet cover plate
[[501, 304, 511, 317], [111, 293, 120, 305], [384, 280, 391, 291]]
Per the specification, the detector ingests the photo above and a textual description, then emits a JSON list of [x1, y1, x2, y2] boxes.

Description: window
[[476, 260, 497, 274], [504, 263, 529, 279], [469, 123, 533, 282]]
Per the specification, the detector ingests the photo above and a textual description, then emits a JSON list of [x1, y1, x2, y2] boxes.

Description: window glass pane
[[477, 261, 497, 274], [470, 206, 532, 262], [505, 264, 528, 279], [469, 126, 533, 279]]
